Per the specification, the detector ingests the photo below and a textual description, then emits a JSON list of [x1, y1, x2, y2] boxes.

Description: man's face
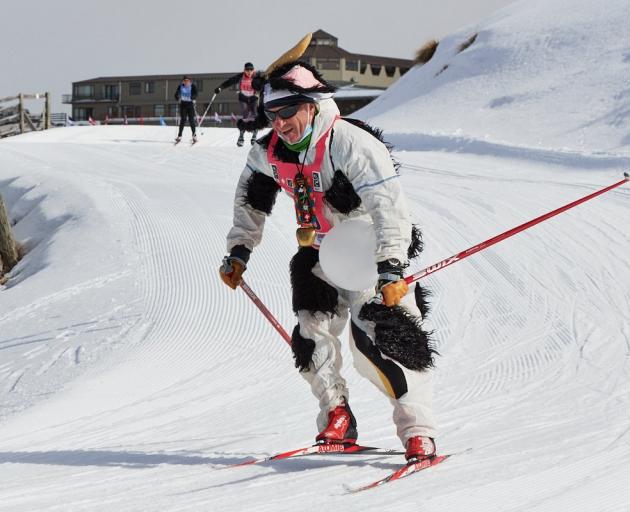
[[183, 79, 191, 86], [244, 68, 254, 77], [266, 103, 315, 144]]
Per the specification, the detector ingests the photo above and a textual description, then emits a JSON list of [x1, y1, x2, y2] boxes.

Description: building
[[64, 30, 413, 122]]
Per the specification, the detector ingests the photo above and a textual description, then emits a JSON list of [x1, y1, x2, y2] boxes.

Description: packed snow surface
[[1, 0, 630, 510]]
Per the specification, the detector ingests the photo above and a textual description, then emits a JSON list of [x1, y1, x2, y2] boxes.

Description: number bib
[[267, 121, 336, 248]]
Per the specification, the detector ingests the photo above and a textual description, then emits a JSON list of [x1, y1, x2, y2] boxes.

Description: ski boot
[[174, 136, 182, 145], [192, 135, 198, 144], [405, 436, 436, 463], [251, 130, 258, 145], [315, 403, 358, 445], [237, 131, 245, 147]]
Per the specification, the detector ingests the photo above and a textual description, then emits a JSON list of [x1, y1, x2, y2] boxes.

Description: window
[[107, 106, 118, 118], [370, 64, 382, 75], [124, 105, 135, 117], [74, 107, 93, 120], [74, 84, 94, 99], [129, 82, 141, 95], [345, 60, 358, 71], [103, 84, 119, 100], [196, 80, 203, 92], [145, 81, 155, 94], [134, 106, 142, 117], [385, 66, 396, 77], [360, 63, 367, 74], [316, 58, 340, 70], [400, 67, 409, 76], [154, 104, 165, 117]]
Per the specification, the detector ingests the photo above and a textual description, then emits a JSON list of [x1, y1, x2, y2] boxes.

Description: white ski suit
[[226, 98, 437, 445]]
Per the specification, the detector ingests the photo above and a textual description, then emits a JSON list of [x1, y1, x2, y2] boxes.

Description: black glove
[[214, 87, 221, 94], [376, 259, 408, 307]]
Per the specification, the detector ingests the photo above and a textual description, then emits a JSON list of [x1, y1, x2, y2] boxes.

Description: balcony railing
[[63, 94, 120, 103]]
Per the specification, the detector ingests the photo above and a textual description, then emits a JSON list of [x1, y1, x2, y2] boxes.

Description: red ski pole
[[239, 279, 292, 345], [405, 172, 629, 285]]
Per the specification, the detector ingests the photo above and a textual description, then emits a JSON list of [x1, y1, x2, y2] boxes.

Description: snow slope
[[361, 0, 630, 159], [1, 0, 630, 510]]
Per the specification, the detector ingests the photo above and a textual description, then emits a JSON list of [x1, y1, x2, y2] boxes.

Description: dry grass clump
[[457, 33, 478, 54], [414, 39, 439, 65]]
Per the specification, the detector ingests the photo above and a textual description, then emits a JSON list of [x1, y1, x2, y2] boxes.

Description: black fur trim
[[358, 303, 437, 371], [323, 170, 362, 214], [407, 224, 424, 261], [268, 61, 337, 94], [291, 324, 316, 372], [290, 247, 338, 315], [244, 171, 280, 214], [414, 283, 431, 319]]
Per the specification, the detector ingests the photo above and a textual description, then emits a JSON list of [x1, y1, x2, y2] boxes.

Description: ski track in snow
[[0, 124, 629, 511]]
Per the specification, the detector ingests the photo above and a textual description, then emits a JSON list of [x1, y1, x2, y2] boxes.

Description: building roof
[[333, 85, 384, 99], [74, 73, 237, 84], [311, 29, 338, 42], [304, 30, 413, 66]]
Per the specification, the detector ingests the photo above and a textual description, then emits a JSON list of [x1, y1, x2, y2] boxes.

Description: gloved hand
[[377, 259, 408, 307], [214, 87, 221, 94], [219, 256, 246, 289]]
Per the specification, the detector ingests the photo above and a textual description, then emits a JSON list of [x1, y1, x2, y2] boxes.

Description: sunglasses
[[264, 103, 301, 122]]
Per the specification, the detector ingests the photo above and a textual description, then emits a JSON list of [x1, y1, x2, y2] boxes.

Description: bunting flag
[[124, 115, 128, 125], [213, 112, 222, 123], [104, 115, 109, 125], [88, 117, 97, 126], [230, 113, 237, 122], [159, 116, 167, 126], [139, 116, 144, 125]]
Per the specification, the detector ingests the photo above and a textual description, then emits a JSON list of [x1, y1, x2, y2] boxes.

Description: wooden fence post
[[45, 92, 51, 129], [0, 193, 19, 278]]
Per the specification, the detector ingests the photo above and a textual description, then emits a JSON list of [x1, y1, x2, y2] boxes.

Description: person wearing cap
[[214, 62, 259, 146], [174, 75, 198, 143], [219, 61, 438, 463]]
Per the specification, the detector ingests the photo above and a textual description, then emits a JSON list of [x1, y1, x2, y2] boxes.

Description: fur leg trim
[[291, 324, 316, 372], [358, 303, 437, 371]]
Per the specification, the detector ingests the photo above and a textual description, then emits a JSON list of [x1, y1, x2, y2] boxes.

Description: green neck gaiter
[[281, 131, 313, 153]]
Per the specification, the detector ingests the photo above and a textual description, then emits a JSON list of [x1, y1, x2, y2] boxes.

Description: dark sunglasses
[[264, 103, 301, 122]]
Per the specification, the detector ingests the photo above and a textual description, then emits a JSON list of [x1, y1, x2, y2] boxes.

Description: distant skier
[[219, 61, 438, 462], [214, 62, 259, 146], [174, 75, 198, 144]]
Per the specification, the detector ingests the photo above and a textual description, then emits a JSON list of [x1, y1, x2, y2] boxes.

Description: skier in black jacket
[[214, 62, 258, 146], [174, 75, 198, 143]]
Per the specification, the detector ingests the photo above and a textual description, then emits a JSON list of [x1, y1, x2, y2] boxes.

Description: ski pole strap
[[406, 173, 629, 285], [239, 279, 292, 345]]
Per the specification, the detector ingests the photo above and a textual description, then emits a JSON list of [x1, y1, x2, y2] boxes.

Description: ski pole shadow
[[0, 450, 246, 469]]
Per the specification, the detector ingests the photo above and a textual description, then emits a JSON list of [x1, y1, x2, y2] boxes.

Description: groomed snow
[[1, 0, 630, 510]]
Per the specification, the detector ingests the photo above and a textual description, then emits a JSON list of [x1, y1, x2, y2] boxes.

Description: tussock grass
[[457, 33, 478, 53], [414, 39, 439, 65]]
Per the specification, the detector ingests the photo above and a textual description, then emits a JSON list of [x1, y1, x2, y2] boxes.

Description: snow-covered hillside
[[1, 0, 630, 510], [361, 0, 630, 158]]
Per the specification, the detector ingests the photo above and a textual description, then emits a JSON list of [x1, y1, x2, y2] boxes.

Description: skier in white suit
[[219, 61, 438, 462]]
